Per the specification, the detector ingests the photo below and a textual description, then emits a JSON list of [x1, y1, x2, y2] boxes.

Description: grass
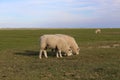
[[0, 28, 120, 80]]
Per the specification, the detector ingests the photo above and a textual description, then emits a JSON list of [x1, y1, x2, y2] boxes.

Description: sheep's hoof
[[39, 56, 42, 59]]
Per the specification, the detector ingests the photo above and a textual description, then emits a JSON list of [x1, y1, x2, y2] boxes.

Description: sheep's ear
[[68, 49, 71, 51], [77, 48, 80, 51], [68, 49, 72, 51]]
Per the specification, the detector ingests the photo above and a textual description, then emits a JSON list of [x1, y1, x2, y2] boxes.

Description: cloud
[[0, 0, 120, 28]]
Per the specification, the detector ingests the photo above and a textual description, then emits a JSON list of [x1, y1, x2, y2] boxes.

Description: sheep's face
[[66, 49, 72, 56], [74, 48, 80, 55]]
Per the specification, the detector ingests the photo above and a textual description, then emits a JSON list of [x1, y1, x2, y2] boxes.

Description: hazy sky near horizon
[[0, 0, 120, 28]]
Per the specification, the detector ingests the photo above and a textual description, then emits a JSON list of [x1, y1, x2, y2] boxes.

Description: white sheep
[[56, 34, 80, 55], [95, 29, 101, 34], [39, 34, 72, 59]]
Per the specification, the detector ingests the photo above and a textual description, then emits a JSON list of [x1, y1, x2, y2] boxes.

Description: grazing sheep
[[95, 29, 101, 34], [56, 34, 80, 55], [39, 34, 72, 59]]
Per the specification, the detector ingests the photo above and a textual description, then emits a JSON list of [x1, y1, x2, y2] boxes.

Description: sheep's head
[[66, 48, 72, 56], [74, 47, 80, 55]]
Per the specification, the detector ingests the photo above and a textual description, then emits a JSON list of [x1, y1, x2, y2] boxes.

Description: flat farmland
[[0, 28, 120, 80]]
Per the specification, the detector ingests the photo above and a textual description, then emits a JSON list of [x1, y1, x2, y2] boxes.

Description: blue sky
[[0, 0, 120, 28]]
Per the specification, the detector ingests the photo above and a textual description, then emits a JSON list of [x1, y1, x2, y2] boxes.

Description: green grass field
[[0, 28, 120, 80]]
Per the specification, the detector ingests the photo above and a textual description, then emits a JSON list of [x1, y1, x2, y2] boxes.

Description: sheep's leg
[[39, 50, 43, 59], [44, 50, 48, 58], [58, 50, 62, 58], [56, 52, 59, 58]]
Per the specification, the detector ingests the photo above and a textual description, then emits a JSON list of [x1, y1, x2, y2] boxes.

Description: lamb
[[56, 34, 80, 55], [95, 29, 101, 34], [39, 34, 72, 59]]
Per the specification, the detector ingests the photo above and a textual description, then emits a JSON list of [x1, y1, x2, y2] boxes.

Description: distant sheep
[[56, 34, 80, 55], [39, 34, 72, 59], [95, 29, 101, 34]]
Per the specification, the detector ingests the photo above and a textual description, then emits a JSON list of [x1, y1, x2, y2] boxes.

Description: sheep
[[55, 34, 80, 55], [95, 29, 101, 34], [39, 34, 72, 59]]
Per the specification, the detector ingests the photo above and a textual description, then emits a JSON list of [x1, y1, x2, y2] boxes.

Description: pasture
[[0, 28, 120, 80]]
